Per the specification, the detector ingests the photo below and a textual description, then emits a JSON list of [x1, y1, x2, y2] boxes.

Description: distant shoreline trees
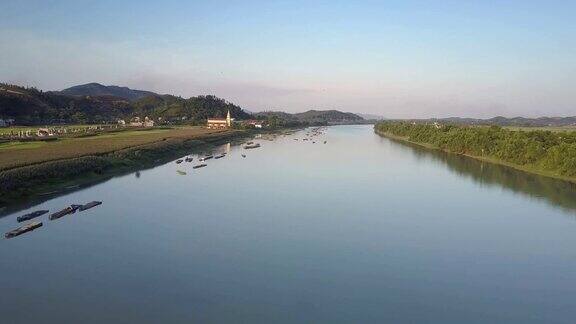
[[375, 121, 576, 178]]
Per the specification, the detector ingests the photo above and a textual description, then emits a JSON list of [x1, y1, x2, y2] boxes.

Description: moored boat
[[79, 201, 102, 211], [17, 210, 49, 223], [193, 164, 208, 169], [176, 159, 183, 164], [214, 153, 226, 159], [185, 157, 193, 162], [5, 222, 43, 239], [241, 154, 246, 158], [200, 155, 214, 161], [49, 206, 77, 220], [244, 143, 261, 149], [177, 170, 187, 175]]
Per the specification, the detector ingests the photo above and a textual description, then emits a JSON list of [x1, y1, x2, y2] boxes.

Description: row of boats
[[175, 140, 261, 173], [5, 201, 102, 239], [294, 127, 327, 143]]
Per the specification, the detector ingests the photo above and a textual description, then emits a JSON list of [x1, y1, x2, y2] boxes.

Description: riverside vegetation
[[375, 121, 576, 182], [0, 127, 246, 205]]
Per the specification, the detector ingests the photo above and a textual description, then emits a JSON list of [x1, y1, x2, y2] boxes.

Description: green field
[[0, 124, 106, 135], [0, 126, 231, 170], [503, 126, 576, 132], [0, 141, 46, 151]]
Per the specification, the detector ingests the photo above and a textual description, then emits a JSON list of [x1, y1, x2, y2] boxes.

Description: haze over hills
[[0, 83, 364, 126], [3, 82, 575, 127], [59, 83, 158, 101]]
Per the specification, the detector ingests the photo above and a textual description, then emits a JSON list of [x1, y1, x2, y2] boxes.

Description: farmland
[[0, 126, 231, 171]]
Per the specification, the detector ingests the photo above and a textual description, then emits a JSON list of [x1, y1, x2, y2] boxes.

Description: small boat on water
[[244, 143, 261, 149], [17, 210, 49, 223], [241, 154, 246, 158], [214, 153, 226, 159], [79, 201, 102, 211], [246, 141, 254, 145], [177, 170, 187, 175], [5, 222, 43, 239], [193, 164, 207, 169], [199, 155, 214, 161], [176, 159, 183, 164], [324, 141, 327, 144], [49, 206, 77, 220], [185, 157, 193, 162]]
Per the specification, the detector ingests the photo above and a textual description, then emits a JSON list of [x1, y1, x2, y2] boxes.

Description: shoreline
[[375, 129, 576, 184], [0, 129, 253, 211]]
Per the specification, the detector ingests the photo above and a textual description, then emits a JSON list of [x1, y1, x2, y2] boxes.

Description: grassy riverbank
[[0, 127, 249, 206], [0, 126, 229, 171], [375, 122, 576, 184]]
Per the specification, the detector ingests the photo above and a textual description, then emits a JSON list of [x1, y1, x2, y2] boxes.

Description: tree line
[[375, 121, 576, 177]]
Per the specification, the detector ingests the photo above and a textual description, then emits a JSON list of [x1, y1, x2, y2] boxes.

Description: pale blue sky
[[1, 0, 575, 117]]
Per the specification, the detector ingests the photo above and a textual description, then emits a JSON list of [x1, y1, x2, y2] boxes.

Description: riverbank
[[0, 127, 251, 207], [375, 129, 576, 184], [0, 127, 229, 171]]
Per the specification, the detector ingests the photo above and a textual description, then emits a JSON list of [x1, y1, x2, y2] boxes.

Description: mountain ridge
[[59, 83, 158, 101]]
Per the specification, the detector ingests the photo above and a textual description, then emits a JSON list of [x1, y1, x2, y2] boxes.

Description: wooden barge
[[17, 210, 49, 223], [5, 222, 43, 239]]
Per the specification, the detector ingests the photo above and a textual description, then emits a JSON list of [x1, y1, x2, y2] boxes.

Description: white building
[[207, 110, 233, 129]]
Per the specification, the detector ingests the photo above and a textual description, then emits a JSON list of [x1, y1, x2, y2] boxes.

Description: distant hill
[[59, 83, 158, 101], [254, 109, 364, 125], [254, 111, 298, 121], [131, 94, 251, 121], [293, 110, 364, 123], [358, 113, 386, 121], [0, 83, 250, 125]]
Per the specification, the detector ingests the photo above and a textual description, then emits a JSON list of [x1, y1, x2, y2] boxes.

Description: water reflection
[[388, 137, 576, 213]]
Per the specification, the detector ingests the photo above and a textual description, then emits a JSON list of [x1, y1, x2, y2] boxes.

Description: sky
[[0, 0, 575, 118]]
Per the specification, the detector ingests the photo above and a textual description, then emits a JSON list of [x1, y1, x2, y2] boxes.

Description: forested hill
[[0, 83, 250, 125], [293, 110, 364, 123], [131, 94, 250, 121], [253, 109, 364, 125], [59, 83, 157, 101]]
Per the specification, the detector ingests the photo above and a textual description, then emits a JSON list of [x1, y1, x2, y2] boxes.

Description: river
[[1, 125, 576, 323]]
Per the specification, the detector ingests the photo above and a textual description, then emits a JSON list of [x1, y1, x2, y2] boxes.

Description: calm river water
[[2, 125, 576, 323]]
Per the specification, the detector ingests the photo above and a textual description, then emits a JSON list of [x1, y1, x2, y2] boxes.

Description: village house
[[130, 117, 142, 127], [207, 110, 233, 129], [244, 120, 265, 128], [143, 116, 155, 127], [129, 116, 155, 127], [37, 128, 53, 137]]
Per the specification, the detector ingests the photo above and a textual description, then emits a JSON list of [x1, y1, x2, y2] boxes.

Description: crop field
[[0, 126, 230, 170], [0, 124, 105, 136], [503, 126, 576, 133]]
